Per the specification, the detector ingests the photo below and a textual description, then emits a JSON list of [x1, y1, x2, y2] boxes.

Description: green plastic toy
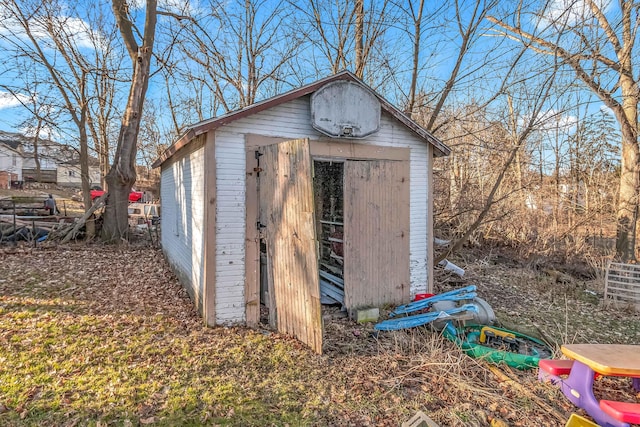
[[442, 323, 553, 370]]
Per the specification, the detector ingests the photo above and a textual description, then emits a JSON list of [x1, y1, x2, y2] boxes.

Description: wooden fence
[[605, 262, 640, 311]]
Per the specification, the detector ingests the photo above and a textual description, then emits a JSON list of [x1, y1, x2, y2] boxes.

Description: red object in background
[[90, 189, 143, 202], [414, 293, 435, 301]]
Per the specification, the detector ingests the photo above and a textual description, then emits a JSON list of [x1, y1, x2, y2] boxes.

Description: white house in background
[[56, 162, 101, 187], [152, 71, 451, 353], [0, 140, 23, 183], [0, 131, 100, 187], [20, 142, 58, 184], [56, 151, 100, 187]]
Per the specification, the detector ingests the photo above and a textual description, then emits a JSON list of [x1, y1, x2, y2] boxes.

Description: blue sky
[[0, 0, 623, 160], [0, 96, 26, 132]]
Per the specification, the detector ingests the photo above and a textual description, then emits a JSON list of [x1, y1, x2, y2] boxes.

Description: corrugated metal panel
[[344, 159, 410, 309], [260, 139, 322, 353]]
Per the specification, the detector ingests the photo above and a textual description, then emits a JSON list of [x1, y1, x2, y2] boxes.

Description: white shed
[[153, 71, 450, 353]]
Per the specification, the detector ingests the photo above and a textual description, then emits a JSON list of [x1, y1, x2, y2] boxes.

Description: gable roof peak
[[152, 72, 450, 168]]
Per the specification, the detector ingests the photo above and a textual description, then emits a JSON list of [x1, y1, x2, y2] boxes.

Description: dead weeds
[[0, 244, 638, 426]]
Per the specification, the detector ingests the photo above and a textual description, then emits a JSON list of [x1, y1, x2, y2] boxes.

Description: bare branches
[[164, 0, 299, 122], [424, 0, 492, 131], [485, 0, 640, 260], [437, 64, 560, 262], [586, 0, 621, 56]]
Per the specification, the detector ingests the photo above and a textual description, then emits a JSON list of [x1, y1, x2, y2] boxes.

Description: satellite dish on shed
[[311, 81, 381, 138]]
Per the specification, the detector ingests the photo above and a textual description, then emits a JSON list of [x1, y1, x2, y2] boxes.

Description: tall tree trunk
[[32, 119, 42, 183], [354, 0, 364, 78], [616, 126, 639, 260], [102, 55, 151, 241], [610, 12, 640, 259], [407, 0, 424, 115], [79, 115, 95, 237], [102, 0, 157, 242]]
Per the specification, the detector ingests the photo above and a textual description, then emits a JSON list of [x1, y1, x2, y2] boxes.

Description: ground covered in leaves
[[1, 244, 639, 426]]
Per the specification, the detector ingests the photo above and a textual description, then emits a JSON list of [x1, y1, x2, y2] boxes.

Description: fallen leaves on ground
[[0, 243, 638, 426]]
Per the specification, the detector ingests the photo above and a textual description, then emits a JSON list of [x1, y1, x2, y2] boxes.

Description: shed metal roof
[[152, 71, 450, 168]]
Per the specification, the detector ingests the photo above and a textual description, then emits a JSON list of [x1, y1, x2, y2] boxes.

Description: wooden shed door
[[260, 138, 323, 353], [343, 159, 410, 309]]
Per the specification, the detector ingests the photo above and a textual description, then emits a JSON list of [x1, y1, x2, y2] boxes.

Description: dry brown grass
[[0, 243, 638, 426]]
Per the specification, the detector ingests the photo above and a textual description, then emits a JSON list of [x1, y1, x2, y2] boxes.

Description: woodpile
[[0, 194, 106, 244], [0, 215, 70, 243]]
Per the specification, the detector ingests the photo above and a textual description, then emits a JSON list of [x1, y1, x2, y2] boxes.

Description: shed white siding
[[213, 96, 430, 324], [160, 142, 206, 312]]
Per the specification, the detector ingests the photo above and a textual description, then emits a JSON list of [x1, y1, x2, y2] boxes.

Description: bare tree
[[403, 0, 429, 114], [0, 64, 59, 182], [167, 0, 300, 118], [423, 0, 498, 132], [291, 0, 393, 81], [0, 0, 99, 235], [488, 0, 640, 260], [101, 0, 157, 242], [86, 16, 125, 189], [433, 56, 561, 261], [389, 0, 510, 127]]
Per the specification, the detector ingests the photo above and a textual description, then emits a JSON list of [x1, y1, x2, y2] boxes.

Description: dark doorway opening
[[314, 160, 345, 307]]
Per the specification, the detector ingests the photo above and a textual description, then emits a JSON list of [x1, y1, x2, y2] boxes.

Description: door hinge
[[256, 221, 266, 230], [254, 151, 263, 176]]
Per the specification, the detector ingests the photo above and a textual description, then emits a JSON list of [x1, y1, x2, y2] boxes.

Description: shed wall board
[[213, 131, 247, 324], [213, 96, 431, 324], [260, 139, 323, 353], [160, 137, 206, 313], [202, 131, 217, 326], [344, 159, 411, 308]]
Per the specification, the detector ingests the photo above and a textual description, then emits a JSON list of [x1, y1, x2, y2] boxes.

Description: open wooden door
[[259, 138, 323, 353], [343, 159, 410, 310]]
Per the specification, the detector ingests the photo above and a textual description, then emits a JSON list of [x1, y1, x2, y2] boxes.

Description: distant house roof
[[0, 141, 21, 155], [0, 131, 28, 151], [0, 130, 99, 167], [153, 70, 451, 168]]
